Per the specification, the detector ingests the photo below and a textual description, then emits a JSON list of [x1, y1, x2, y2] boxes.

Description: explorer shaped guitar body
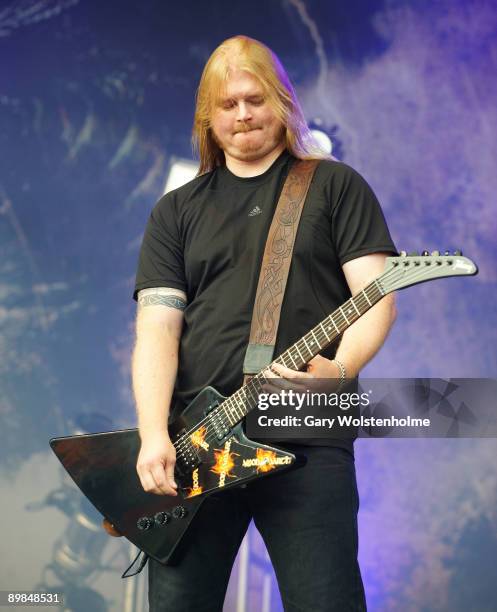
[[50, 386, 303, 565]]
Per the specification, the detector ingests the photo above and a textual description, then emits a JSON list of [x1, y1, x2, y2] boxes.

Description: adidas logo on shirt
[[248, 206, 262, 217]]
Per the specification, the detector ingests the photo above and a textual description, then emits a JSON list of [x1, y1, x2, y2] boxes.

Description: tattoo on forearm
[[138, 289, 186, 311]]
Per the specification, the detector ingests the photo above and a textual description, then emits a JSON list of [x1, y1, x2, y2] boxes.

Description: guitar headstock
[[379, 250, 478, 294]]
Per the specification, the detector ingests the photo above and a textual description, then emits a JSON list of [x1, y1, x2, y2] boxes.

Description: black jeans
[[148, 445, 366, 611]]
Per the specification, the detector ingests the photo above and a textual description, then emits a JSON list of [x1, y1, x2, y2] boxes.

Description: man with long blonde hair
[[133, 35, 396, 611]]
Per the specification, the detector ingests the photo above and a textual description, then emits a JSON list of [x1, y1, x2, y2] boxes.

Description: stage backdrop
[[1, 1, 496, 611]]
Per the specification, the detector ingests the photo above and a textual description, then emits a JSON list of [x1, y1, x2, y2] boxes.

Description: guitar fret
[[226, 411, 235, 429], [294, 343, 305, 362], [218, 405, 231, 430], [331, 317, 340, 334], [233, 398, 244, 420], [239, 393, 248, 413], [223, 411, 233, 430], [310, 329, 322, 350], [287, 351, 298, 369], [227, 400, 239, 422], [243, 386, 256, 408], [235, 391, 245, 414], [249, 383, 259, 404], [248, 387, 258, 410], [224, 402, 235, 425], [363, 290, 372, 306], [302, 336, 312, 355], [345, 303, 356, 318], [340, 307, 350, 325], [320, 322, 331, 341], [351, 299, 361, 316]]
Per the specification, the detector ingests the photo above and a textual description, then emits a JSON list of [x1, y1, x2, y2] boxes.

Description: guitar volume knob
[[154, 511, 171, 526], [137, 516, 154, 531], [172, 505, 188, 519]]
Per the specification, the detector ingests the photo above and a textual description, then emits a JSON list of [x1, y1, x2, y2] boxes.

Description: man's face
[[210, 69, 285, 162]]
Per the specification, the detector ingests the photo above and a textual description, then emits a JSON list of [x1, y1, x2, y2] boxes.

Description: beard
[[233, 122, 257, 134], [211, 123, 286, 161]]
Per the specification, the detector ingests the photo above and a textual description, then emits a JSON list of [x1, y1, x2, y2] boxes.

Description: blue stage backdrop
[[1, 1, 496, 611]]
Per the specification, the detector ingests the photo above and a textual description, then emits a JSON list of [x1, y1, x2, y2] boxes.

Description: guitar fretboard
[[216, 278, 385, 428]]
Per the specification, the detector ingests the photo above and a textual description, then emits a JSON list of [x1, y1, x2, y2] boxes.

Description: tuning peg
[[408, 251, 419, 256], [453, 249, 463, 256], [431, 250, 440, 256], [399, 250, 407, 257], [444, 250, 451, 256], [421, 250, 429, 256]]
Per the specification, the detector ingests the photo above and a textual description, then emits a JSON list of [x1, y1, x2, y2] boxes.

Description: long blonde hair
[[192, 35, 330, 175]]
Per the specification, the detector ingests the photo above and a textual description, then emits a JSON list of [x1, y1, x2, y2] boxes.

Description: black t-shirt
[[134, 150, 397, 451]]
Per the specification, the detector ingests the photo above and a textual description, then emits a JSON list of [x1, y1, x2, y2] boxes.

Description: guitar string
[[171, 275, 386, 458], [173, 260, 454, 461], [172, 267, 394, 460], [172, 260, 439, 460], [173, 260, 447, 462]]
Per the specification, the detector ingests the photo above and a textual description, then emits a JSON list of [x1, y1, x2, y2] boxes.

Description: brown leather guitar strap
[[243, 159, 319, 383]]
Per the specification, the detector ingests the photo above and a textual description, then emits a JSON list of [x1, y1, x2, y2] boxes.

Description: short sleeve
[[330, 165, 397, 265], [133, 194, 186, 300]]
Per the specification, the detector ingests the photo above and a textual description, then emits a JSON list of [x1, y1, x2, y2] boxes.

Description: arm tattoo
[[137, 288, 187, 311]]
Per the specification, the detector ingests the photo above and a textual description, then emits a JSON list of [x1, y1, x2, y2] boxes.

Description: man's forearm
[[132, 325, 179, 440], [335, 294, 396, 378]]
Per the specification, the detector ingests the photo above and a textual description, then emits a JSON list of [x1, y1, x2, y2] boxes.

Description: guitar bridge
[[174, 436, 202, 478]]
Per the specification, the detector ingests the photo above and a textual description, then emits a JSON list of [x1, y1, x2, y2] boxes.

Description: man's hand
[[270, 355, 339, 379], [264, 355, 342, 394], [136, 431, 178, 496]]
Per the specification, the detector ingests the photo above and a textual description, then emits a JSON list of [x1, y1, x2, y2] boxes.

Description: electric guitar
[[50, 251, 477, 565]]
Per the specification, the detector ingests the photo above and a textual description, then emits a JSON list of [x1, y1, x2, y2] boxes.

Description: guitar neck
[[216, 278, 385, 428], [174, 251, 477, 452]]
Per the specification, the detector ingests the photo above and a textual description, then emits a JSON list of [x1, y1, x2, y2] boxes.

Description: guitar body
[[50, 387, 304, 565]]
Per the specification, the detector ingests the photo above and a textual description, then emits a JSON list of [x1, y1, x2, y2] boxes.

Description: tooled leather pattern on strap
[[243, 159, 319, 381]]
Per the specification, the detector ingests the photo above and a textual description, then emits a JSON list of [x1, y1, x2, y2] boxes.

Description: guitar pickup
[[210, 412, 231, 441]]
